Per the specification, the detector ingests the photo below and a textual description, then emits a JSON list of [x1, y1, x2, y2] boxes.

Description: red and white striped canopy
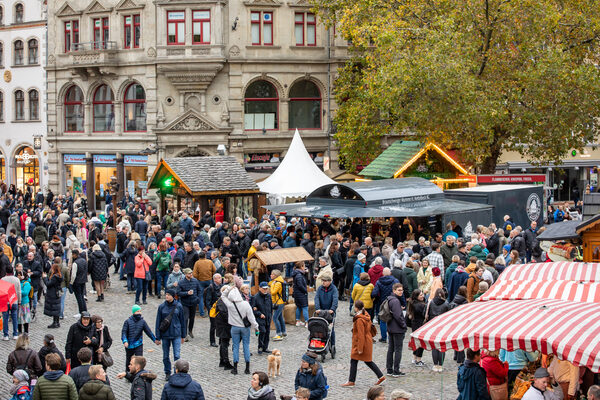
[[499, 262, 600, 282], [479, 280, 600, 303], [409, 298, 600, 372]]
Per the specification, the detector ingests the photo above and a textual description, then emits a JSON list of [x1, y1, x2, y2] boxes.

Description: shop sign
[[138, 181, 148, 189], [16, 150, 38, 165], [63, 154, 86, 164], [244, 151, 324, 170], [124, 155, 148, 166], [477, 174, 546, 184], [93, 154, 117, 164]]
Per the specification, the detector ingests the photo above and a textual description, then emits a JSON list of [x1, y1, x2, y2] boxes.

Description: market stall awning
[[249, 247, 314, 266], [536, 220, 580, 241], [149, 156, 260, 196], [409, 298, 600, 372], [264, 177, 492, 218], [479, 280, 600, 303], [498, 262, 600, 282]]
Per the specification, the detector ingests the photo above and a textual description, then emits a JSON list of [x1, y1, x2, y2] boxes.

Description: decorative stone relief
[[228, 45, 240, 57], [170, 116, 213, 131], [147, 47, 156, 58]]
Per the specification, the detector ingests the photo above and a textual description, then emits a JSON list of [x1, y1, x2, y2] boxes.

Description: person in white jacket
[[220, 285, 259, 375], [521, 368, 564, 400]]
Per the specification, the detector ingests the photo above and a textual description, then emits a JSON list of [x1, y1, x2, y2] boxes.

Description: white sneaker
[[90, 290, 97, 294], [295, 321, 303, 327], [73, 313, 81, 319], [12, 335, 18, 340], [3, 336, 9, 341]]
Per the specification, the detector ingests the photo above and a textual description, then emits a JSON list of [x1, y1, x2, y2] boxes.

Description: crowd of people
[[0, 186, 598, 399]]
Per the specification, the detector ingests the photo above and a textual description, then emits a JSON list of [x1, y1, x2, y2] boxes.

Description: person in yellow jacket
[[351, 272, 374, 319], [268, 269, 287, 341]]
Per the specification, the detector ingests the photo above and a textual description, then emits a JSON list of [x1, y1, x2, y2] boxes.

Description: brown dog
[[267, 349, 282, 377]]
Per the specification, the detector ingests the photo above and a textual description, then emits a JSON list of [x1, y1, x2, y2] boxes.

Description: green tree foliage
[[313, 0, 600, 172]]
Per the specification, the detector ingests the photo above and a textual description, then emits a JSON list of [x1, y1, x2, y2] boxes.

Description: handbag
[[100, 350, 114, 368], [145, 269, 151, 281], [233, 301, 251, 328]]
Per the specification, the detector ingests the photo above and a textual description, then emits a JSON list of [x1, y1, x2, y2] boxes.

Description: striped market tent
[[409, 262, 600, 371], [409, 298, 600, 372]]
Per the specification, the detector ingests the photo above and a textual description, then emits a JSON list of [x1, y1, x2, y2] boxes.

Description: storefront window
[[124, 83, 146, 131], [14, 146, 38, 192]]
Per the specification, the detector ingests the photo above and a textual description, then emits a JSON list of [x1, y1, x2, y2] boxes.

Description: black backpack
[[279, 280, 289, 303]]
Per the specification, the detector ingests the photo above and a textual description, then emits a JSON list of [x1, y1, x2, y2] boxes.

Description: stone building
[[0, 0, 48, 193], [46, 0, 346, 211]]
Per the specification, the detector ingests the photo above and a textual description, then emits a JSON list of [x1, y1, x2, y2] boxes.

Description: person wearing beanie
[[294, 352, 328, 400], [9, 369, 31, 400], [121, 305, 158, 373], [155, 288, 186, 380]]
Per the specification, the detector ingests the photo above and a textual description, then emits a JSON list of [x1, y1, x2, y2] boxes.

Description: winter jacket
[[268, 276, 286, 306], [23, 259, 42, 290], [457, 359, 491, 400], [160, 372, 205, 400], [372, 275, 399, 303], [70, 256, 88, 285], [445, 262, 458, 288], [124, 369, 157, 400], [292, 269, 308, 308], [221, 286, 259, 330], [92, 326, 112, 365], [134, 253, 152, 279], [480, 353, 509, 386], [32, 371, 78, 400], [521, 384, 564, 400], [511, 234, 527, 259], [182, 251, 199, 272], [294, 366, 328, 400], [315, 265, 332, 290], [352, 260, 365, 288], [367, 264, 383, 285], [65, 319, 98, 368], [68, 363, 91, 392], [214, 297, 231, 339], [468, 245, 487, 261], [417, 266, 433, 295], [351, 311, 374, 362], [177, 277, 201, 307], [428, 296, 450, 321], [43, 274, 63, 317], [314, 283, 338, 313], [7, 348, 43, 378], [448, 269, 469, 301], [203, 280, 222, 310], [121, 314, 156, 349], [89, 250, 108, 282], [499, 349, 538, 371], [387, 294, 407, 334], [192, 259, 215, 282], [466, 273, 481, 302], [50, 240, 64, 259], [37, 345, 67, 374], [167, 270, 184, 289], [251, 291, 273, 333], [351, 279, 374, 309], [154, 251, 172, 272], [440, 243, 458, 267], [79, 379, 116, 400], [344, 255, 357, 287], [401, 267, 418, 296], [449, 294, 468, 309], [122, 247, 138, 275], [32, 225, 48, 246], [155, 299, 186, 340], [409, 300, 426, 331]]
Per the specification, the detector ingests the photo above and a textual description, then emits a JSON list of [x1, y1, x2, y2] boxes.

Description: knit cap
[[132, 304, 141, 314]]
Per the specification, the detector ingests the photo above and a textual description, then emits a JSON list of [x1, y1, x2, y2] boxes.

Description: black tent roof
[[537, 220, 580, 241]]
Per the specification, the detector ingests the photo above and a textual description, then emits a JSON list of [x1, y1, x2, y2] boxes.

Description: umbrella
[[0, 280, 17, 312]]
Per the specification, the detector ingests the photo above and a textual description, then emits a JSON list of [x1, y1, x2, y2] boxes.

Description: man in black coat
[[0, 247, 10, 278], [386, 283, 407, 377], [203, 273, 223, 347], [65, 312, 97, 369], [68, 347, 93, 392], [214, 296, 233, 370], [220, 237, 240, 266], [117, 356, 156, 400], [23, 251, 42, 315], [177, 268, 201, 340], [70, 249, 88, 314], [182, 243, 199, 271], [523, 221, 538, 263], [251, 282, 273, 354], [160, 359, 205, 400]]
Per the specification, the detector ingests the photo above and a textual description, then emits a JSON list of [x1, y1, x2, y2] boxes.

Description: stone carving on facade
[[162, 109, 224, 133], [167, 48, 185, 56], [192, 48, 210, 56], [115, 0, 142, 11], [228, 45, 240, 57], [171, 116, 212, 131], [157, 101, 166, 128], [147, 47, 156, 58], [220, 102, 230, 127], [47, 55, 55, 65], [56, 2, 80, 17], [85, 0, 111, 14], [243, 0, 282, 6]]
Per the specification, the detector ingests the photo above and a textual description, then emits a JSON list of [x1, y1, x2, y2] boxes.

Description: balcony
[[66, 41, 119, 77]]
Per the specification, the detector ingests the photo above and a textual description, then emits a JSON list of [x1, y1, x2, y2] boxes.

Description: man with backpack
[[384, 283, 407, 378]]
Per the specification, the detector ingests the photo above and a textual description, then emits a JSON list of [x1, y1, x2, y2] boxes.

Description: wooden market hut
[[359, 140, 475, 189], [149, 156, 265, 220]]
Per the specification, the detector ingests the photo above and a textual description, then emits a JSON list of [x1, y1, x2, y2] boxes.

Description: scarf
[[247, 385, 273, 400]]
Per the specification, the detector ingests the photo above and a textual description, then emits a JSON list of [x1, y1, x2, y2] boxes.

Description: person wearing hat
[[155, 289, 186, 380], [456, 348, 491, 400], [251, 282, 273, 354], [9, 369, 32, 400], [294, 352, 328, 400], [38, 334, 67, 374], [121, 305, 158, 373], [521, 368, 564, 400], [177, 268, 201, 341], [65, 312, 97, 369]]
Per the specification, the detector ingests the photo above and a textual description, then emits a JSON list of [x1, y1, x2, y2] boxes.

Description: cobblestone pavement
[[0, 277, 460, 400]]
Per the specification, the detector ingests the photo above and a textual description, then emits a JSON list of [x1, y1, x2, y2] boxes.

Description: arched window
[[13, 40, 23, 65], [124, 83, 146, 131], [14, 90, 24, 120], [0, 7, 4, 25], [93, 84, 114, 132], [14, 4, 23, 23], [244, 80, 278, 130], [289, 80, 321, 129], [14, 146, 39, 192], [0, 92, 3, 121], [27, 39, 37, 64], [29, 89, 38, 120], [64, 86, 84, 132]]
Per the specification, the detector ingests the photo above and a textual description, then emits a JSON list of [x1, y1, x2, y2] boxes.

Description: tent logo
[[329, 185, 341, 198], [526, 193, 541, 222]]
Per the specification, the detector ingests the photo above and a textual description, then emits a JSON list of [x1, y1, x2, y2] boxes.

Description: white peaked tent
[[258, 129, 335, 202]]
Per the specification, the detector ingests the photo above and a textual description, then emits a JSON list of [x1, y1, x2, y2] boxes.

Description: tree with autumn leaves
[[312, 0, 600, 173]]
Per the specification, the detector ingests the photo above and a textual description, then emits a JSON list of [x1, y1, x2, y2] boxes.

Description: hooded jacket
[[294, 366, 328, 400], [221, 286, 259, 330], [351, 279, 374, 309], [351, 311, 375, 362], [480, 353, 509, 386], [372, 275, 399, 303], [314, 283, 338, 314], [387, 293, 407, 334], [292, 269, 308, 308], [89, 250, 108, 282], [448, 268, 469, 302], [367, 264, 383, 285], [65, 319, 97, 368], [125, 369, 157, 400], [468, 245, 487, 261], [32, 371, 78, 400], [456, 359, 491, 400], [79, 379, 116, 400], [268, 275, 286, 306], [121, 314, 156, 349], [160, 372, 205, 400]]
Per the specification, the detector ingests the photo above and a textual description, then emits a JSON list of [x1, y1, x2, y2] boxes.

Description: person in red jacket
[[480, 349, 509, 400], [367, 257, 384, 285]]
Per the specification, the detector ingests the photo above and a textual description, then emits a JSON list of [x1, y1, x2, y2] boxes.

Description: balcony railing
[[72, 41, 118, 51]]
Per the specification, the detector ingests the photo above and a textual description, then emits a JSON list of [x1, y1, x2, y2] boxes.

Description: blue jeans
[[273, 304, 286, 335], [127, 274, 135, 291], [231, 326, 251, 363], [198, 280, 211, 316], [295, 306, 309, 322], [156, 270, 169, 294], [118, 253, 125, 279], [135, 278, 147, 303], [161, 338, 181, 375], [379, 321, 388, 341], [60, 287, 67, 318], [3, 303, 17, 337], [285, 263, 294, 278]]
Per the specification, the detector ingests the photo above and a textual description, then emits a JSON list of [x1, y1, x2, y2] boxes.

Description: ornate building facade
[[0, 0, 47, 193], [46, 0, 347, 209]]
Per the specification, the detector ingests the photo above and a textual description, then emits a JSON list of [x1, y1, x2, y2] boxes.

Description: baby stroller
[[307, 310, 336, 361]]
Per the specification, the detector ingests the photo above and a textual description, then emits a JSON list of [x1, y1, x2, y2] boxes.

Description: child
[[294, 387, 311, 400], [9, 370, 31, 400]]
